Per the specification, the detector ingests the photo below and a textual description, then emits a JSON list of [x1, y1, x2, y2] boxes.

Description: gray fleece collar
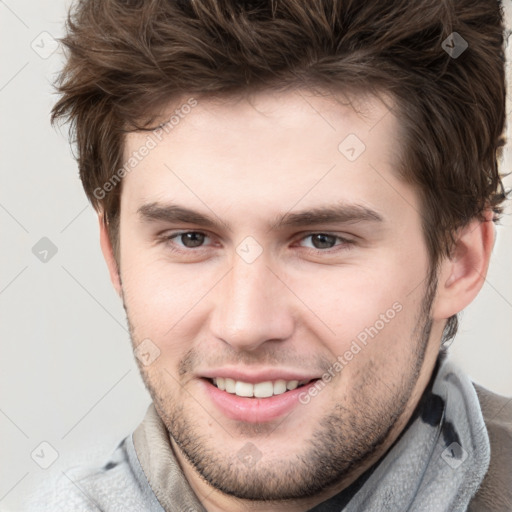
[[132, 356, 490, 512], [310, 356, 490, 511]]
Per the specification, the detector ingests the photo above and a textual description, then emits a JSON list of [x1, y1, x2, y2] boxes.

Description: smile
[[202, 377, 321, 423], [210, 377, 313, 398]]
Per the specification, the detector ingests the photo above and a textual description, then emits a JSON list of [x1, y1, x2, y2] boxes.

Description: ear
[[432, 210, 495, 320], [98, 213, 122, 298]]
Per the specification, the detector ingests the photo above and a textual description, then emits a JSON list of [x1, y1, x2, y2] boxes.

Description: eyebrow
[[137, 202, 384, 231], [274, 204, 383, 229]]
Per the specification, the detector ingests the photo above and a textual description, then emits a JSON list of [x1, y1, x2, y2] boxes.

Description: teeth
[[225, 378, 236, 393], [216, 377, 226, 391], [254, 381, 273, 398], [273, 379, 287, 395], [235, 381, 254, 397], [212, 378, 309, 397], [286, 380, 299, 390]]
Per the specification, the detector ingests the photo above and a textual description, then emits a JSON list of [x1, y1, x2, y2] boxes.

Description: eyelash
[[159, 231, 355, 255]]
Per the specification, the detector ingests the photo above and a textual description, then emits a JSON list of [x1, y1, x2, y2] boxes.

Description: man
[[29, 0, 511, 510]]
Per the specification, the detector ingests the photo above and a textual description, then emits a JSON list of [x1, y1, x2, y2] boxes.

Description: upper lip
[[199, 368, 320, 384]]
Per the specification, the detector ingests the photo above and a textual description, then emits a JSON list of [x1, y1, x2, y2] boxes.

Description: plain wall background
[[1, 1, 511, 510]]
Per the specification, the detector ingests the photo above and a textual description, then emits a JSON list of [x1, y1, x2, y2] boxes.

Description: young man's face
[[112, 90, 447, 503]]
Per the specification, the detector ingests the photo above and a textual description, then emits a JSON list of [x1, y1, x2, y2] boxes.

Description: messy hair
[[52, 0, 508, 343]]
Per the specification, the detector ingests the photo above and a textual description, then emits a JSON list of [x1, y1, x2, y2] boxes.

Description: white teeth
[[212, 378, 310, 397], [225, 378, 236, 393], [254, 381, 273, 398], [286, 380, 299, 390], [273, 379, 287, 395], [235, 381, 254, 397]]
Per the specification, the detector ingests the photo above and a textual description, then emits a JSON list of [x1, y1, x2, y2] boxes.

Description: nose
[[209, 254, 295, 352]]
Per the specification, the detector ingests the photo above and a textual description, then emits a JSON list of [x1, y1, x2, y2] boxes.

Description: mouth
[[201, 376, 321, 423], [207, 377, 316, 398]]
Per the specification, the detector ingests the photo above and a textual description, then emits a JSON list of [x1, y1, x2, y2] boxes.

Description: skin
[[99, 89, 494, 512]]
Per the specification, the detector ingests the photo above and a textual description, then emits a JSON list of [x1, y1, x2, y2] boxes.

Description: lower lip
[[200, 378, 319, 423]]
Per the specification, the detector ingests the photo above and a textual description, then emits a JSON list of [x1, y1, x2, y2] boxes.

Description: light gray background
[[1, 1, 511, 510]]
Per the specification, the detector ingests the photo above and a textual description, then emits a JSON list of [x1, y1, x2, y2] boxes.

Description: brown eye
[[179, 232, 206, 248], [296, 233, 355, 253], [309, 234, 338, 249]]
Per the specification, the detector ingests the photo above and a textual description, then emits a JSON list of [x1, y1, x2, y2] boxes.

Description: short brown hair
[[52, 0, 508, 342]]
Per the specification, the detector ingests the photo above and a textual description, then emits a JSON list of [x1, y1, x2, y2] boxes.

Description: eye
[[166, 231, 210, 248], [298, 233, 352, 250]]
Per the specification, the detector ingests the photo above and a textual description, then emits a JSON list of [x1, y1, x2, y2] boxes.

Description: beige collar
[[133, 403, 206, 512]]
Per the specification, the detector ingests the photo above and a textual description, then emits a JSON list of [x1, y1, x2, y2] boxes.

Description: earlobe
[[98, 213, 123, 298], [432, 210, 495, 320]]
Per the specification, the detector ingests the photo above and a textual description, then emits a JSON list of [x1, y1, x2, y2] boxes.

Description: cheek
[[283, 257, 429, 372], [120, 252, 204, 339], [288, 257, 420, 332], [122, 270, 203, 378]]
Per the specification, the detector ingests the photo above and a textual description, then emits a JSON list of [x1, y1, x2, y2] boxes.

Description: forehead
[[120, 89, 412, 224]]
